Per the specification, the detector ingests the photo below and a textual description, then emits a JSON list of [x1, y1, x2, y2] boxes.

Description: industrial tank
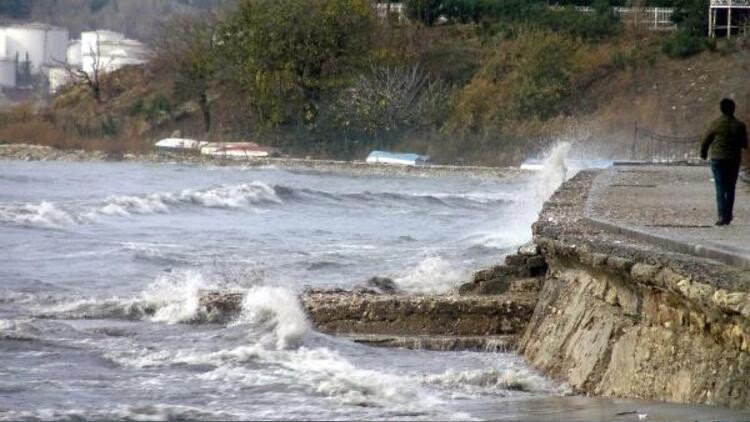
[[48, 67, 71, 94], [80, 30, 124, 57], [0, 57, 16, 87], [66, 40, 81, 67], [4, 23, 68, 74], [81, 30, 127, 75]]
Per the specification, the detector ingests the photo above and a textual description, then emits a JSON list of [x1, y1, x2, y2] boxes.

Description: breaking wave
[[423, 367, 567, 395], [232, 286, 310, 350], [36, 269, 256, 324], [0, 182, 282, 228], [108, 342, 438, 412], [96, 182, 282, 216], [275, 185, 511, 210], [394, 256, 468, 294], [0, 201, 79, 228], [0, 179, 511, 229]]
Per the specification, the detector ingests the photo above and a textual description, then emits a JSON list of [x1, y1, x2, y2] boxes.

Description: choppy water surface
[[2, 157, 749, 420]]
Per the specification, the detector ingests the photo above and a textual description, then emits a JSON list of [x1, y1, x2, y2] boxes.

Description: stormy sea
[[2, 146, 750, 420]]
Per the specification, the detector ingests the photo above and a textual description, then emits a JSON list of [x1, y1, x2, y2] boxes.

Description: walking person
[[700, 98, 748, 226]]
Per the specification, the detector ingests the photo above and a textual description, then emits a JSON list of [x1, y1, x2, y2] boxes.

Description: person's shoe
[[715, 220, 726, 226]]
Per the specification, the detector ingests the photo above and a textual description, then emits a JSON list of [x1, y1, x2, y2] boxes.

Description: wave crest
[[234, 286, 310, 350]]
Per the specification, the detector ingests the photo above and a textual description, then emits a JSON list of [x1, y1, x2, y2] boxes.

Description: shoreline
[[0, 143, 531, 179]]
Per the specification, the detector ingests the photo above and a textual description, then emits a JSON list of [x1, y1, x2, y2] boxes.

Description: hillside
[[1, 0, 749, 165]]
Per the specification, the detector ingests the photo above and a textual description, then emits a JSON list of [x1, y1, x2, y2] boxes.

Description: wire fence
[[630, 124, 701, 162]]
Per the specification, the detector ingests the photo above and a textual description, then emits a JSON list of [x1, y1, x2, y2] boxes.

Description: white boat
[[366, 151, 430, 166], [154, 138, 207, 150], [203, 142, 276, 158]]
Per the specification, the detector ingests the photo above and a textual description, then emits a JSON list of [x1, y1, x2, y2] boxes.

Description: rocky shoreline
[[197, 168, 750, 409], [196, 246, 548, 351], [0, 143, 529, 178], [523, 169, 750, 409]]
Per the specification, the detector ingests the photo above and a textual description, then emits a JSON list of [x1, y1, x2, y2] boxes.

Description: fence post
[[631, 121, 638, 160]]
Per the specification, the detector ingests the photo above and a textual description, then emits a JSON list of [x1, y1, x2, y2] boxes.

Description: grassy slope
[[574, 42, 750, 159], [5, 28, 750, 164]]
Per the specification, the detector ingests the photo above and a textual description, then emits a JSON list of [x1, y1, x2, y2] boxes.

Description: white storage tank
[[48, 66, 72, 94], [0, 58, 16, 87], [80, 30, 124, 57], [0, 29, 6, 60], [83, 38, 147, 75], [4, 23, 69, 74], [67, 40, 81, 67]]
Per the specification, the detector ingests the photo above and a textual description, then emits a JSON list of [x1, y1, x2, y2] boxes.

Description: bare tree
[[151, 12, 220, 133], [331, 64, 449, 137], [57, 38, 113, 103]]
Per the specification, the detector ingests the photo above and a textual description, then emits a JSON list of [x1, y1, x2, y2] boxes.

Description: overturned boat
[[366, 151, 430, 166]]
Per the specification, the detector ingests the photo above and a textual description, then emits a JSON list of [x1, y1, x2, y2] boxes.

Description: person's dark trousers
[[711, 159, 741, 224]]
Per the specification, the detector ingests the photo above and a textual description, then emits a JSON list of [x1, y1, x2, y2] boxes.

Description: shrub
[[662, 30, 703, 58]]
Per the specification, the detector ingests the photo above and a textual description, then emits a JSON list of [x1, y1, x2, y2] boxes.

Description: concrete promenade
[[586, 164, 750, 267]]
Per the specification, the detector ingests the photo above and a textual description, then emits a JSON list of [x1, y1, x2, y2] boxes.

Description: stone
[[366, 276, 399, 294], [458, 282, 478, 295], [525, 255, 548, 277], [505, 253, 527, 269], [477, 278, 511, 295], [518, 242, 540, 256]]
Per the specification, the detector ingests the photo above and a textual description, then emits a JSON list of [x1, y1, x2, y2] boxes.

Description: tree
[[59, 37, 112, 103], [220, 0, 377, 127], [151, 12, 220, 133], [326, 65, 449, 143], [670, 0, 709, 35], [405, 0, 444, 26]]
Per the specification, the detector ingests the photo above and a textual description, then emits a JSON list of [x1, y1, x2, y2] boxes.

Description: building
[[709, 0, 750, 38], [0, 24, 148, 96], [0, 23, 68, 75]]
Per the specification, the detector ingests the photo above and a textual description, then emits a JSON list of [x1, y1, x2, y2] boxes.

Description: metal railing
[[711, 0, 750, 7], [573, 6, 677, 30], [630, 125, 701, 162]]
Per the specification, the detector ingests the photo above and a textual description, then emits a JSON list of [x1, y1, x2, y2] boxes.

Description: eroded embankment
[[522, 170, 750, 409]]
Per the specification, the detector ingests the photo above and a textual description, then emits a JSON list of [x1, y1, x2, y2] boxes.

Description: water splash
[[476, 142, 573, 248], [394, 256, 468, 294], [234, 286, 310, 350]]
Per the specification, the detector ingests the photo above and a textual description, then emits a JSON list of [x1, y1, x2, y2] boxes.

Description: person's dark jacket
[[700, 114, 748, 160]]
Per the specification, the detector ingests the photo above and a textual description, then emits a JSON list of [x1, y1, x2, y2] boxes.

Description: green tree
[[670, 0, 709, 35], [221, 0, 376, 127], [152, 12, 220, 133], [405, 0, 444, 26], [509, 31, 575, 119]]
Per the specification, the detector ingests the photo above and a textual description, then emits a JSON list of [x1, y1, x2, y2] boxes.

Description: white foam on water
[[5, 404, 234, 422], [98, 194, 171, 216], [279, 346, 440, 409], [233, 286, 310, 350], [423, 367, 569, 395], [0, 201, 79, 228], [143, 270, 211, 324], [394, 256, 468, 294], [95, 181, 282, 217], [36, 268, 255, 324], [1, 181, 282, 227]]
